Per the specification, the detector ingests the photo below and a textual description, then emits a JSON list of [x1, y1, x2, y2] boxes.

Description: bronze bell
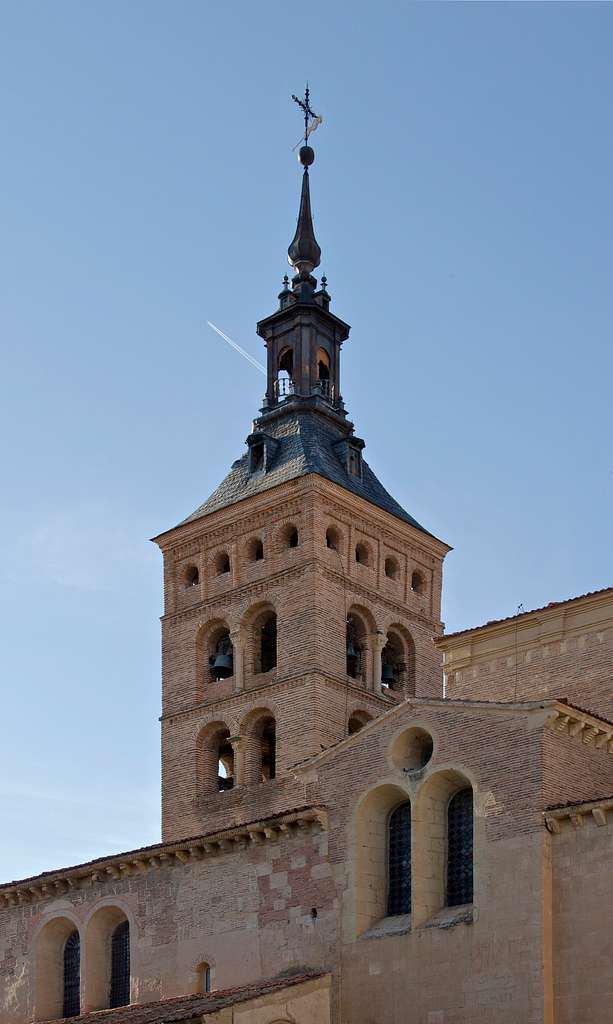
[[381, 661, 395, 687], [346, 636, 358, 660], [210, 644, 233, 680]]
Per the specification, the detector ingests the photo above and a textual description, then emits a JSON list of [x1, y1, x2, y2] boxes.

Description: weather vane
[[291, 84, 323, 150]]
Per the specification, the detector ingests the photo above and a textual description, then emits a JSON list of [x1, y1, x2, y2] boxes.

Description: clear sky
[[1, 1, 611, 882]]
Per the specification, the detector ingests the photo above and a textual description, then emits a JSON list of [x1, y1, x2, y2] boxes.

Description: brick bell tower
[[153, 97, 450, 842]]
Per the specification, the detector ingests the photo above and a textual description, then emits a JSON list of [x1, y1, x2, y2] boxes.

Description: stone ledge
[[360, 913, 412, 940], [0, 806, 327, 909], [544, 796, 613, 833]]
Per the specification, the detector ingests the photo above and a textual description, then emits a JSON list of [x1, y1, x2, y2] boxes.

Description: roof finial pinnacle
[[288, 86, 322, 280]]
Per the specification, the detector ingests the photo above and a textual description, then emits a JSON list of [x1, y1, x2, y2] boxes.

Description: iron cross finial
[[292, 84, 318, 144]]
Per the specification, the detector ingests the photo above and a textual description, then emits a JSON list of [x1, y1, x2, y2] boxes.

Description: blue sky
[[1, 2, 611, 882]]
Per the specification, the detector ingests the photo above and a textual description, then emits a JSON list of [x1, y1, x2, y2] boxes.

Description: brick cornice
[[161, 670, 397, 725], [0, 807, 327, 909], [317, 561, 442, 632]]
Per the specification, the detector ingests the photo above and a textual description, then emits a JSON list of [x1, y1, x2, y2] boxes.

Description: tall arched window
[[63, 931, 80, 1018], [387, 801, 411, 916], [110, 920, 130, 1008], [446, 788, 473, 906], [260, 717, 276, 781]]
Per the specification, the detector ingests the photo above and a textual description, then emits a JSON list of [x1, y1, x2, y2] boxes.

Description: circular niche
[[390, 727, 434, 773]]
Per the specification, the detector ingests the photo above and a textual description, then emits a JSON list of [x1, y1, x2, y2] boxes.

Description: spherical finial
[[299, 145, 315, 167]]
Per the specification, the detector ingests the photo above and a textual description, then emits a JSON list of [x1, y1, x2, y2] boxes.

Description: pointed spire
[[287, 146, 321, 277]]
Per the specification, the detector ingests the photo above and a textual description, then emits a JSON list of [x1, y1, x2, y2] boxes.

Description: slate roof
[[47, 972, 325, 1023], [179, 408, 430, 534]]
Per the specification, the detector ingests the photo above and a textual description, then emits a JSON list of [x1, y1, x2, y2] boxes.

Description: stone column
[[370, 631, 387, 693], [230, 629, 243, 692]]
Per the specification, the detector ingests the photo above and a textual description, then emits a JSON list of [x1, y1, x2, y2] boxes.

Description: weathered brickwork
[[155, 472, 448, 841]]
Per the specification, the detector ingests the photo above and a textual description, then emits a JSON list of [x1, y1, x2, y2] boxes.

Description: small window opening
[[209, 631, 234, 681], [197, 962, 212, 994], [247, 537, 264, 562], [217, 731, 235, 791], [63, 931, 80, 1019], [325, 528, 339, 552], [355, 542, 370, 566], [261, 717, 276, 781], [215, 552, 231, 576], [387, 801, 412, 916], [346, 615, 363, 679], [110, 921, 130, 1009], [250, 443, 264, 473], [411, 571, 424, 594], [348, 448, 361, 477], [184, 564, 199, 588], [384, 557, 399, 580], [287, 526, 299, 548], [258, 613, 277, 674]]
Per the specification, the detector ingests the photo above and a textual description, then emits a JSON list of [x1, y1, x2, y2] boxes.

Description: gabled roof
[[178, 409, 431, 535], [436, 586, 613, 644], [47, 971, 326, 1023]]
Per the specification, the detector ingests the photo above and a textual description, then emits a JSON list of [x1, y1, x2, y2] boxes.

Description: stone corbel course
[[544, 797, 613, 834], [0, 806, 327, 908], [547, 702, 613, 752]]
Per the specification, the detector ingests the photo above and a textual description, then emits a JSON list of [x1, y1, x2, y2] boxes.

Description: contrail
[[207, 321, 266, 376]]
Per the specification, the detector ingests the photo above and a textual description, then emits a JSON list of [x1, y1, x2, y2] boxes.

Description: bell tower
[[153, 94, 451, 843]]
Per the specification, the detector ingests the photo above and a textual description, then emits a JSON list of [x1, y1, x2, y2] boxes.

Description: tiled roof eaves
[[46, 971, 327, 1024], [0, 805, 323, 892], [437, 587, 613, 643]]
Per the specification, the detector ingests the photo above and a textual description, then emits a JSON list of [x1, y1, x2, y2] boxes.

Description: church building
[[1, 111, 612, 1024]]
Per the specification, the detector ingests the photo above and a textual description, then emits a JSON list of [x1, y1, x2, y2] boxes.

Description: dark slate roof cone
[[287, 146, 321, 300]]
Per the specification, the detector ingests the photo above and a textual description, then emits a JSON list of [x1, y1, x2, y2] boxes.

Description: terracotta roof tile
[[437, 587, 613, 643], [48, 971, 325, 1024]]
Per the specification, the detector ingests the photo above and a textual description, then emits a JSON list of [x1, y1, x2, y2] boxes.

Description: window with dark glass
[[63, 930, 80, 1018], [110, 920, 130, 1008], [387, 801, 411, 916], [446, 788, 473, 906]]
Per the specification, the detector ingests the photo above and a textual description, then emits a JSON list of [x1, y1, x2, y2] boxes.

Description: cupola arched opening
[[276, 347, 294, 399], [251, 608, 277, 675]]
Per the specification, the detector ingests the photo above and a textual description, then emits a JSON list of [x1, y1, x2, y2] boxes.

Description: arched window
[[247, 537, 264, 561], [63, 931, 80, 1018], [326, 526, 340, 550], [260, 717, 276, 781], [256, 612, 277, 673], [184, 564, 199, 588], [282, 523, 299, 548], [217, 729, 235, 791], [381, 632, 405, 691], [209, 630, 234, 681], [355, 542, 370, 566], [197, 961, 212, 994], [276, 348, 294, 399], [446, 788, 473, 906], [215, 551, 231, 576], [384, 557, 399, 580], [411, 570, 425, 594], [346, 615, 364, 680], [387, 801, 411, 916], [109, 920, 130, 1008]]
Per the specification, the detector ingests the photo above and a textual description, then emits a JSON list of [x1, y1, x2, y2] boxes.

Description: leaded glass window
[[387, 800, 411, 916], [446, 787, 473, 906], [110, 920, 130, 1008], [63, 930, 80, 1018]]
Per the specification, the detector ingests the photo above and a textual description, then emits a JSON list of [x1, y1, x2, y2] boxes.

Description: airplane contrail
[[207, 321, 266, 376]]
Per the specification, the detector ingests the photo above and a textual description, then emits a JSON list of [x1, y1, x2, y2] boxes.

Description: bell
[[381, 661, 396, 687], [346, 637, 358, 660], [210, 652, 233, 679]]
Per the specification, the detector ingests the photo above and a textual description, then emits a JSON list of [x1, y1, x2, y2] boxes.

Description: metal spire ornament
[[288, 86, 322, 278]]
